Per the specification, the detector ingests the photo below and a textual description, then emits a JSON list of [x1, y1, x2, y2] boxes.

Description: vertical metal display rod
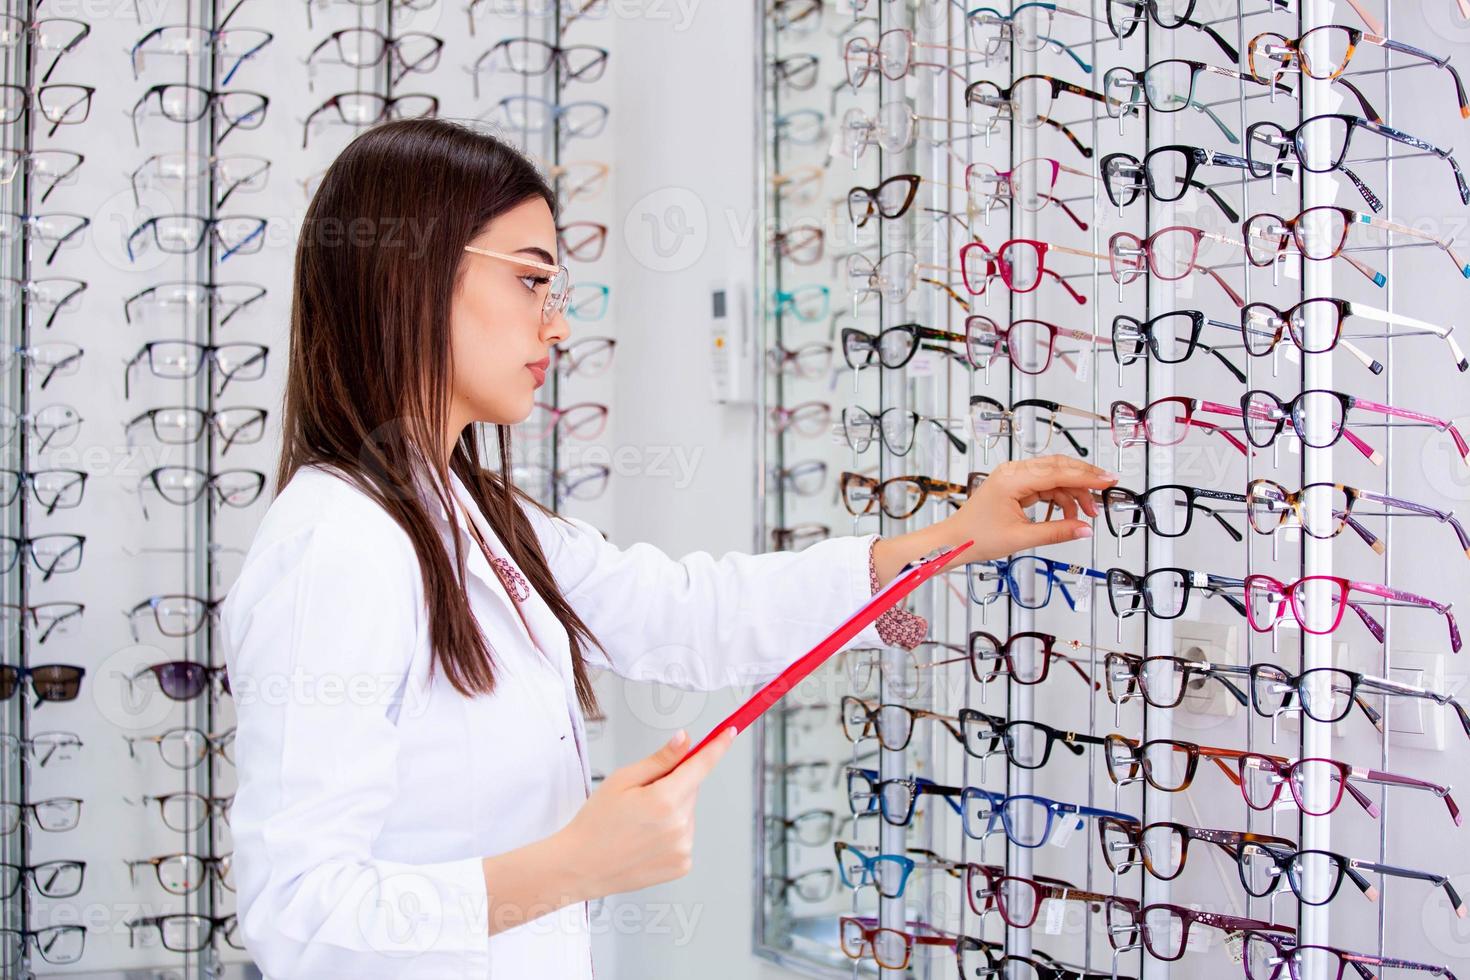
[[1005, 6, 1038, 965], [1138, 19, 1174, 980], [1296, 0, 1335, 951], [192, 3, 222, 977], [8, 2, 33, 975], [878, 6, 912, 975]]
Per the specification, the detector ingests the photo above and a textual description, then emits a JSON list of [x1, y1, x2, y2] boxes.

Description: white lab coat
[[220, 463, 890, 979]]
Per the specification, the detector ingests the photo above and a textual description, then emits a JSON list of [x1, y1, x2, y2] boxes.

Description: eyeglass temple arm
[[1352, 766, 1461, 824], [1353, 396, 1470, 465], [1350, 580, 1462, 652], [1356, 487, 1470, 556], [1344, 301, 1468, 370], [1035, 112, 1092, 159]]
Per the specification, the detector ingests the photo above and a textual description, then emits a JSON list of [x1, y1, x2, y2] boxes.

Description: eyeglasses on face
[[462, 245, 572, 323]]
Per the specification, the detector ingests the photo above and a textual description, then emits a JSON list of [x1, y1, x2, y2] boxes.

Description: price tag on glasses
[[1041, 898, 1065, 935], [1048, 814, 1080, 848]]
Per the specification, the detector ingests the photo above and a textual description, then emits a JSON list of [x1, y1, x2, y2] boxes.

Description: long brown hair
[[277, 118, 600, 713]]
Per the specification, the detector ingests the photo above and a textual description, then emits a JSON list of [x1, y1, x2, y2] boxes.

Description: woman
[[221, 118, 1113, 979]]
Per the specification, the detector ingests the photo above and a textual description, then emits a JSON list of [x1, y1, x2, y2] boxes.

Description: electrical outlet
[[1386, 652, 1446, 752], [1173, 621, 1241, 719]]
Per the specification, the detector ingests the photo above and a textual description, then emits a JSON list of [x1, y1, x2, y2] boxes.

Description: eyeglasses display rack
[[756, 2, 1470, 978]]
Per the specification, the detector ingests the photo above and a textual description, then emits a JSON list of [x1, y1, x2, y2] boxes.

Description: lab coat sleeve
[[520, 503, 913, 690], [222, 517, 490, 979]]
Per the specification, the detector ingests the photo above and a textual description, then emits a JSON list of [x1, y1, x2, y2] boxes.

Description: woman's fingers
[[1005, 456, 1117, 496]]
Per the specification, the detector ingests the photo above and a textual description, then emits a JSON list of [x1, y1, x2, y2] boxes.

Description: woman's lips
[[527, 357, 550, 387]]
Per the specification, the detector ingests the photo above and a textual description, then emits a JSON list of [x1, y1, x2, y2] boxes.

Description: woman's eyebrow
[[515, 246, 556, 265]]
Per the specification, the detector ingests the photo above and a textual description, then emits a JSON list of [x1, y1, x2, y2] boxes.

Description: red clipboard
[[676, 540, 971, 767]]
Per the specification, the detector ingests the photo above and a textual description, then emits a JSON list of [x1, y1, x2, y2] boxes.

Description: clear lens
[[1141, 823, 1185, 878], [1142, 569, 1188, 618], [1143, 60, 1194, 112], [1140, 740, 1191, 791]]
